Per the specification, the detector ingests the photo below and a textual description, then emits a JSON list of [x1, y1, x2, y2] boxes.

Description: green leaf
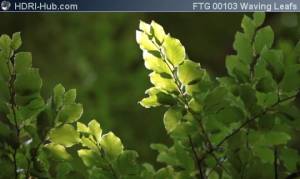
[[139, 95, 160, 108], [258, 113, 275, 130], [141, 163, 155, 178], [57, 103, 83, 123], [15, 52, 32, 73], [280, 64, 300, 92], [174, 142, 194, 171], [254, 26, 274, 54], [81, 137, 98, 151], [56, 162, 73, 179], [150, 143, 168, 153], [239, 84, 258, 113], [188, 98, 203, 113], [77, 122, 90, 133], [156, 150, 178, 166], [0, 54, 10, 80], [136, 30, 157, 51], [15, 68, 42, 95], [151, 21, 166, 43], [280, 147, 299, 171], [140, 88, 176, 108], [264, 131, 291, 146], [45, 143, 72, 160], [49, 124, 80, 147], [78, 149, 102, 167], [241, 15, 255, 39], [88, 119, 102, 141], [149, 72, 177, 92], [139, 20, 151, 35], [11, 32, 22, 50], [18, 96, 45, 119], [53, 84, 65, 109], [87, 168, 112, 179], [215, 106, 245, 125], [162, 35, 185, 67], [116, 150, 140, 175], [154, 167, 174, 179], [256, 76, 276, 93], [16, 152, 28, 169], [260, 49, 284, 82], [256, 92, 278, 108], [204, 87, 228, 112], [143, 51, 171, 74], [156, 91, 177, 106], [177, 60, 203, 85], [100, 132, 124, 159], [226, 55, 250, 82], [163, 107, 182, 133], [233, 32, 252, 64], [0, 157, 15, 178], [63, 89, 76, 104], [253, 12, 266, 27], [252, 146, 274, 164], [0, 34, 11, 57]]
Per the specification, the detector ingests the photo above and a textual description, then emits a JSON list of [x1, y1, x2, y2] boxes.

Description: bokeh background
[[0, 13, 299, 165]]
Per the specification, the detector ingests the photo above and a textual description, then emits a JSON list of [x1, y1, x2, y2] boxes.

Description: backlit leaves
[[1, 12, 300, 179], [177, 60, 203, 85], [162, 35, 185, 67], [49, 124, 80, 147], [100, 132, 124, 159], [163, 107, 182, 133], [137, 13, 300, 179]]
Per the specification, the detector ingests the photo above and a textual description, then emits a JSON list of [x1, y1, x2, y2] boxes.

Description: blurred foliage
[[0, 13, 299, 164]]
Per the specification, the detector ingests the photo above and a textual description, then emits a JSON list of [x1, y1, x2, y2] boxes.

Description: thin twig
[[188, 135, 204, 179], [207, 156, 228, 177], [7, 51, 20, 179], [274, 147, 278, 179]]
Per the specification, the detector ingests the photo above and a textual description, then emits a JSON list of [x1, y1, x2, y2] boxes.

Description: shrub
[[0, 12, 299, 179]]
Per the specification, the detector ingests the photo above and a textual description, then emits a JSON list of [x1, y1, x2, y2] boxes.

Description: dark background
[[1, 13, 299, 165]]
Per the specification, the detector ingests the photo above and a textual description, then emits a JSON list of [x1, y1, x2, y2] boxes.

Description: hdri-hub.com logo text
[[1, 1, 78, 11]]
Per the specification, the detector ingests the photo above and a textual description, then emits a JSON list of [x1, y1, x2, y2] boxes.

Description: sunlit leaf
[[49, 124, 80, 147], [100, 132, 124, 159], [162, 35, 185, 67]]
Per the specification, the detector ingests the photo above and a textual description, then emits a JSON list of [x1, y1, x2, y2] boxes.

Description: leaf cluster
[[1, 12, 300, 179]]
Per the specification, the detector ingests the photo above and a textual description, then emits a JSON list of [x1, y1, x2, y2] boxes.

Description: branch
[[207, 156, 228, 177], [200, 92, 299, 161], [286, 171, 300, 179], [156, 41, 232, 177], [188, 135, 204, 179], [25, 127, 52, 179], [7, 51, 20, 179]]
